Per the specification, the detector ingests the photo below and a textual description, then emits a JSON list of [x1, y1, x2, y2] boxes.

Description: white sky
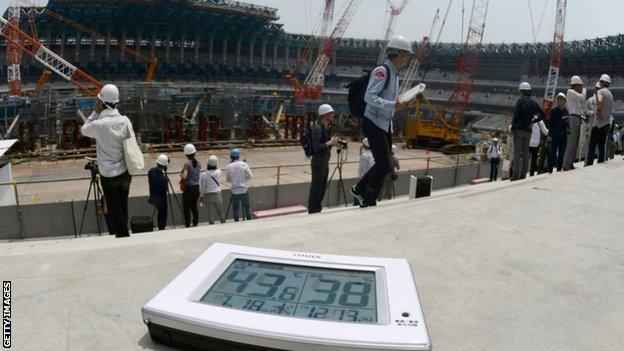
[[1, 0, 623, 44]]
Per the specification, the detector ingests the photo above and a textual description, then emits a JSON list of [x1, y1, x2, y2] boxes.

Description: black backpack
[[300, 124, 328, 157], [347, 64, 391, 117]]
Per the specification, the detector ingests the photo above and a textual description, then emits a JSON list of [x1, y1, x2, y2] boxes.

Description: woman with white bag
[[81, 84, 144, 238]]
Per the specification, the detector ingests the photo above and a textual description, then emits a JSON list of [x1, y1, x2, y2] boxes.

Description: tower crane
[[377, 0, 411, 64], [0, 16, 103, 96], [6, 0, 22, 96], [542, 0, 567, 119], [288, 0, 361, 102]]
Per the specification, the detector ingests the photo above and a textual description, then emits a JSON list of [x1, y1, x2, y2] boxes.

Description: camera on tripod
[[336, 139, 348, 152], [84, 156, 99, 176]]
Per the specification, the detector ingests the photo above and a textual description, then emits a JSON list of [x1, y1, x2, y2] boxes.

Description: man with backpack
[[307, 104, 339, 214], [350, 35, 412, 207]]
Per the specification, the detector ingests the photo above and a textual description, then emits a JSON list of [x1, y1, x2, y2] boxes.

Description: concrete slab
[[1, 161, 623, 350]]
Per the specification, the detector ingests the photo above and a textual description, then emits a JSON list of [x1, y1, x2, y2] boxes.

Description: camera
[[84, 157, 99, 174], [337, 139, 348, 150]]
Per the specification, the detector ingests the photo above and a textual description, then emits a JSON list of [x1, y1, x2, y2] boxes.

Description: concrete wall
[[0, 163, 16, 206], [0, 162, 491, 240]]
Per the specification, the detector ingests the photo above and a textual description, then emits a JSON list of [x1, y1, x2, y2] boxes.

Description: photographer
[[148, 154, 169, 230], [80, 84, 133, 238], [308, 104, 339, 214], [351, 36, 412, 207]]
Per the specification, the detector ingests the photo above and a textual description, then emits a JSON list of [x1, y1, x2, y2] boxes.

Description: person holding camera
[[351, 36, 412, 207], [148, 154, 169, 230], [308, 104, 340, 214], [80, 84, 133, 237], [181, 143, 201, 228]]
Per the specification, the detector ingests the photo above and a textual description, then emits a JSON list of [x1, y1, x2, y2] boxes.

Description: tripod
[[78, 162, 103, 237], [326, 145, 349, 208]]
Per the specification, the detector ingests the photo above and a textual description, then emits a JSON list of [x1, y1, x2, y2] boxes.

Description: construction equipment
[[541, 0, 567, 119], [405, 0, 489, 155], [377, 0, 411, 64], [0, 15, 103, 95], [288, 0, 361, 102], [6, 1, 22, 96], [19, 0, 159, 84]]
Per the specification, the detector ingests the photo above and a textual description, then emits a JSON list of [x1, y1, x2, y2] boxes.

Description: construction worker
[[181, 143, 201, 227], [351, 35, 412, 207], [511, 82, 545, 181], [487, 138, 502, 181], [308, 104, 339, 214], [80, 84, 133, 238], [225, 148, 254, 221], [358, 137, 374, 179], [562, 75, 587, 171], [148, 154, 169, 230], [548, 93, 569, 172], [585, 74, 614, 166], [200, 155, 225, 225]]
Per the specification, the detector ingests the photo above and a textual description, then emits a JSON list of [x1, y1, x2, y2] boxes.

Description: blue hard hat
[[230, 148, 240, 159]]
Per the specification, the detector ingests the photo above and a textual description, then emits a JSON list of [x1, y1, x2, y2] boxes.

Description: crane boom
[[542, 0, 567, 118], [377, 0, 411, 64], [6, 1, 22, 96], [441, 0, 489, 125], [0, 16, 103, 96]]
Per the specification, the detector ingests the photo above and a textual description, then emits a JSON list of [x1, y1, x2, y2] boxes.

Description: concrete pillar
[[261, 42, 267, 67], [222, 38, 228, 65], [194, 37, 200, 64], [74, 32, 80, 61], [165, 34, 171, 63], [180, 36, 186, 63], [120, 33, 126, 62], [90, 35, 96, 61], [60, 33, 66, 57], [236, 39, 242, 66], [272, 43, 278, 68], [208, 36, 214, 64], [249, 40, 255, 66]]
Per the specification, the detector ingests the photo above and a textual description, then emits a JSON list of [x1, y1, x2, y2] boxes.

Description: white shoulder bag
[[122, 116, 145, 175]]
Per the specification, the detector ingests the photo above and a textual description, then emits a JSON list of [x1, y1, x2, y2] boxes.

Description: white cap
[[318, 104, 334, 116], [519, 82, 531, 91], [391, 144, 397, 153], [362, 137, 370, 148], [492, 138, 499, 142], [387, 35, 413, 54], [184, 143, 196, 155], [208, 155, 218, 167], [570, 75, 583, 86], [600, 74, 611, 85], [556, 92, 567, 100], [156, 154, 169, 166], [97, 84, 120, 104]]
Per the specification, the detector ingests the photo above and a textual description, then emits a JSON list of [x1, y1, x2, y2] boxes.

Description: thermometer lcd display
[[200, 259, 378, 324]]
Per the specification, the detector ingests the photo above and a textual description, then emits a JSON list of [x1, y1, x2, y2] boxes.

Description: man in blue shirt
[[351, 36, 412, 207], [148, 154, 169, 230]]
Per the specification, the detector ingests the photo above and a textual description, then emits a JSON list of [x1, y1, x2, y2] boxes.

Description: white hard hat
[[570, 75, 583, 86], [519, 82, 531, 91], [600, 74, 611, 85], [492, 138, 499, 142], [556, 92, 567, 100], [595, 81, 602, 89], [208, 155, 218, 167], [156, 154, 169, 166], [387, 35, 413, 54], [184, 143, 196, 155], [362, 137, 370, 148], [391, 144, 397, 153], [318, 104, 334, 116], [97, 84, 119, 104]]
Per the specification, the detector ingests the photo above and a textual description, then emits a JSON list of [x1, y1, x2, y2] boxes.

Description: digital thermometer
[[142, 243, 431, 350]]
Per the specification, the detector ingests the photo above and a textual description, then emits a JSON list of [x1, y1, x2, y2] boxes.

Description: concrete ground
[[9, 143, 459, 204], [1, 160, 623, 350]]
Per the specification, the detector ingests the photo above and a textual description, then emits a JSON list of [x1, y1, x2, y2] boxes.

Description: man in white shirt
[[80, 84, 133, 238], [225, 148, 253, 221], [586, 74, 614, 166], [563, 76, 587, 171], [487, 138, 502, 181], [358, 138, 375, 178]]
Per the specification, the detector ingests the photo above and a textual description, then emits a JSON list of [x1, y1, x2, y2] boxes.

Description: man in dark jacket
[[308, 104, 339, 214], [511, 82, 545, 180], [548, 93, 568, 172], [148, 154, 169, 230]]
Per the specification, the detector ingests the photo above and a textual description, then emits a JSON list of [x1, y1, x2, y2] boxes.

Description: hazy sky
[[1, 0, 623, 44]]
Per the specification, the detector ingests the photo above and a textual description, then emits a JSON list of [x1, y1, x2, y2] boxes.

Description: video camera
[[84, 156, 99, 176], [336, 139, 348, 152]]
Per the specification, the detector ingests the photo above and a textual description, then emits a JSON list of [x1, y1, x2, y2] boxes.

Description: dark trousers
[[529, 146, 539, 176], [308, 164, 329, 213], [549, 134, 567, 172], [490, 157, 500, 181], [586, 125, 609, 166], [100, 172, 131, 237], [232, 192, 252, 221], [512, 130, 531, 180], [154, 198, 167, 230], [182, 184, 200, 227], [355, 118, 392, 204]]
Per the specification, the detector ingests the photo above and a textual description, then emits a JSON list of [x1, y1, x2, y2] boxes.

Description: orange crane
[[19, 0, 158, 84], [0, 15, 103, 95]]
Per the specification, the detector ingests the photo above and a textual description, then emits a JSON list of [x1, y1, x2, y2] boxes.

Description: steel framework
[[6, 1, 21, 96]]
